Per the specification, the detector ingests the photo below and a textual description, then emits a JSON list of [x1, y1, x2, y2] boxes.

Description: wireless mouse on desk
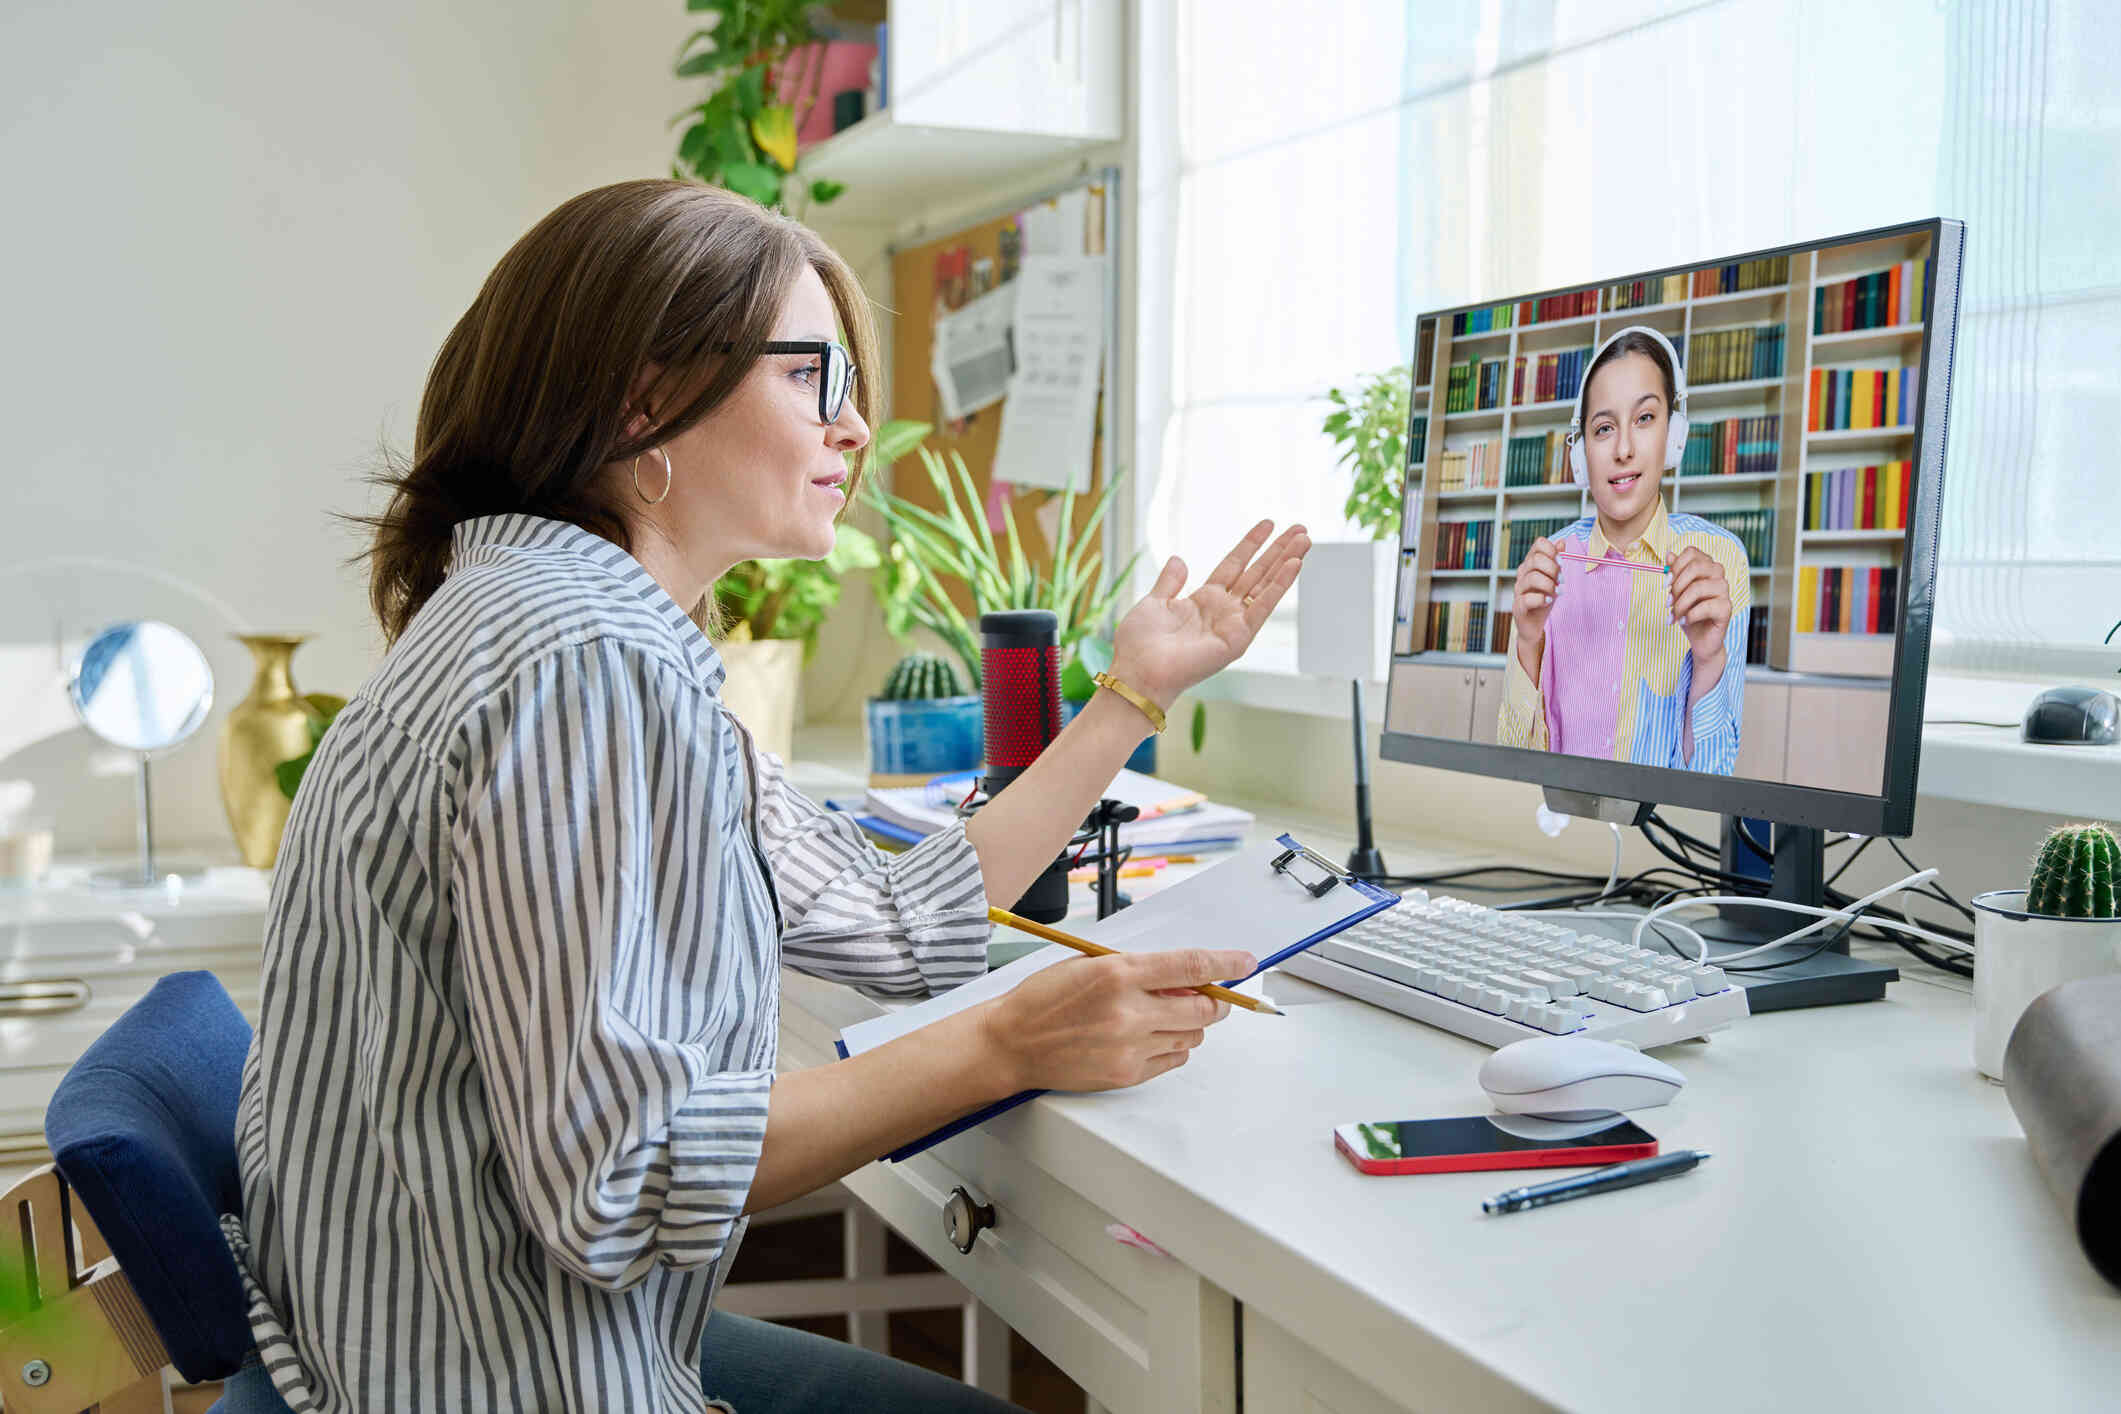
[[1478, 1036, 1685, 1121], [2022, 685, 2120, 746]]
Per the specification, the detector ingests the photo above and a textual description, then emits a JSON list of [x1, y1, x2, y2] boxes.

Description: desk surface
[[783, 740, 2121, 1413]]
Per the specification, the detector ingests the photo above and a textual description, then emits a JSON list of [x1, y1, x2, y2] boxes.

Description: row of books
[[1425, 598, 1491, 654], [1435, 440, 1500, 491], [1814, 259, 1927, 334], [1512, 347, 1593, 406], [1407, 414, 1428, 468], [1687, 324, 1785, 385], [1504, 429, 1572, 487], [1694, 255, 1791, 298], [1445, 356, 1511, 413], [1503, 515, 1580, 569], [1436, 518, 1495, 570], [1745, 611, 1770, 665], [1680, 414, 1782, 478], [1419, 596, 1770, 662], [1452, 303, 1519, 336], [1808, 365, 1914, 432], [1797, 565, 1900, 635], [1690, 508, 1777, 566], [1607, 274, 1690, 311], [1804, 461, 1913, 531]]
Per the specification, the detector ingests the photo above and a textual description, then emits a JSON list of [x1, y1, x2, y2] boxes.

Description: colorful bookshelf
[[1395, 230, 1930, 682]]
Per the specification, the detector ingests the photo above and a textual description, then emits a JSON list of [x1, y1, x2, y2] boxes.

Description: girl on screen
[[1496, 325, 1751, 774]]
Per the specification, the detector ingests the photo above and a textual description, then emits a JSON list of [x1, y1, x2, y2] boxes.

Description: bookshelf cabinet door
[[1784, 684, 1890, 795], [1385, 664, 1477, 740], [1470, 669, 1507, 745], [1737, 681, 1790, 782]]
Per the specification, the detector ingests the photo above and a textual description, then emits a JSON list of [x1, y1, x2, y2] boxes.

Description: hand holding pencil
[[978, 907, 1263, 1094]]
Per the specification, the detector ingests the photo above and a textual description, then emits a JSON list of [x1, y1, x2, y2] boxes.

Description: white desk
[[777, 754, 2121, 1413]]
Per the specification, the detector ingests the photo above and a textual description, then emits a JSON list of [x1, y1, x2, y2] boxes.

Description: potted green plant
[[1320, 363, 1414, 542], [1971, 822, 2121, 1079], [863, 427, 1134, 688], [713, 523, 879, 760], [861, 424, 1165, 770], [672, 0, 848, 215]]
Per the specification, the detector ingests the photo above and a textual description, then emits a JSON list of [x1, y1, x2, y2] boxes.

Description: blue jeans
[[212, 1311, 1027, 1413]]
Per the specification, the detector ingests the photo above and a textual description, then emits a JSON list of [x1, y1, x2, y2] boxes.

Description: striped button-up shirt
[[1497, 500, 1750, 774], [222, 513, 991, 1411]]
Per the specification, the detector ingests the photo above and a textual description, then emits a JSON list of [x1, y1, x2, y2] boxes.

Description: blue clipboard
[[834, 833, 1397, 1162]]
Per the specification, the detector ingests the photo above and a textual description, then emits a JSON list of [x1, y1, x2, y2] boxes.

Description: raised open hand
[[1107, 520, 1310, 710]]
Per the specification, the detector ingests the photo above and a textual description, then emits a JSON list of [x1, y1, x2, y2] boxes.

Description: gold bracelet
[[1093, 671, 1166, 734]]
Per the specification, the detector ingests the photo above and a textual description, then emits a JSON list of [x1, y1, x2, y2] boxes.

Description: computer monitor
[[1381, 218, 1964, 1007]]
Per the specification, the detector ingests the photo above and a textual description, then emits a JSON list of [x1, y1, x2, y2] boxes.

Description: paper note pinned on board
[[992, 255, 1105, 492], [930, 279, 1017, 422]]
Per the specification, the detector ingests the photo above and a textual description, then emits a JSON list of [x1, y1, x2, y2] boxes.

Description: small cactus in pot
[[2025, 822, 2119, 918], [867, 652, 980, 776], [880, 652, 967, 701]]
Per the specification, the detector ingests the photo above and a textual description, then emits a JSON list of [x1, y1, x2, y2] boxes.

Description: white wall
[[1, 0, 695, 855]]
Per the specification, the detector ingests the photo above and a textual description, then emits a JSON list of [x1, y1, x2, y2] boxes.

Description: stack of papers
[[862, 769, 1253, 851]]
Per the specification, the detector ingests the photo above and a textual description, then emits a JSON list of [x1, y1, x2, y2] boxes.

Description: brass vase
[[220, 634, 314, 869]]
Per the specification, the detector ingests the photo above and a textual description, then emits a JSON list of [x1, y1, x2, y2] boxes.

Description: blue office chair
[[0, 970, 258, 1410]]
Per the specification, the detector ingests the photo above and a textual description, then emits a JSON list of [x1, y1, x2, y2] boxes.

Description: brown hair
[[1581, 328, 1680, 423], [356, 179, 880, 645]]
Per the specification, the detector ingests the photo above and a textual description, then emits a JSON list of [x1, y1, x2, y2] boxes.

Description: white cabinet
[[888, 0, 1120, 140], [0, 868, 267, 1162], [803, 0, 1122, 227]]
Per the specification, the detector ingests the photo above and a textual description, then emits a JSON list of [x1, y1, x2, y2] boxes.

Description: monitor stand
[[1712, 818, 1897, 1011]]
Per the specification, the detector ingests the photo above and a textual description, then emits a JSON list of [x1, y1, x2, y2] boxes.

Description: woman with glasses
[[217, 179, 1308, 1414]]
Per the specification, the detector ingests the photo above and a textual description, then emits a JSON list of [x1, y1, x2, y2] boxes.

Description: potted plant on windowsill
[[862, 422, 1148, 774], [713, 523, 879, 761], [1971, 822, 2121, 1079]]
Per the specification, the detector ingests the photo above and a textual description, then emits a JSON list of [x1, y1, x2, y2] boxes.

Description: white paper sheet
[[929, 279, 1018, 421], [992, 255, 1105, 492], [837, 836, 1394, 1059]]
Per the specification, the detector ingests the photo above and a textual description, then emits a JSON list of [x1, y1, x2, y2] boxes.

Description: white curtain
[[1141, 0, 2120, 674]]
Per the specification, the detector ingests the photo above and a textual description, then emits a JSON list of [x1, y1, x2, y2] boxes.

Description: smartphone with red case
[[1333, 1114, 1657, 1176]]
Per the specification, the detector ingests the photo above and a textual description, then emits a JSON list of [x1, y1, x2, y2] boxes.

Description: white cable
[[1526, 909, 1709, 960], [1630, 868, 1955, 965], [1602, 823, 1622, 900]]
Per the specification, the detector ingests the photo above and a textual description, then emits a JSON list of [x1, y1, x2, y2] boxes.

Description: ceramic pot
[[1970, 889, 2121, 1080], [866, 695, 983, 778], [719, 638, 805, 762], [219, 634, 313, 869]]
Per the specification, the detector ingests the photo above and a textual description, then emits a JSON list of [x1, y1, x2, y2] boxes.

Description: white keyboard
[[1280, 890, 1750, 1049]]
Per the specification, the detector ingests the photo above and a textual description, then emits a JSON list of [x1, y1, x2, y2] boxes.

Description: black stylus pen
[[1481, 1150, 1711, 1215]]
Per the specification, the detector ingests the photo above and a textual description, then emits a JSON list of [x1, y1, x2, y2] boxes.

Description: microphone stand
[[1347, 678, 1387, 880]]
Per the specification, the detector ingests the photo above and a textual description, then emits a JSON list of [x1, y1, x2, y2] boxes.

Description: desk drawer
[[784, 1024, 1234, 1413]]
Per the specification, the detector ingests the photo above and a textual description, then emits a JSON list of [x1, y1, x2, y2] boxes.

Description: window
[[1137, 0, 2121, 681]]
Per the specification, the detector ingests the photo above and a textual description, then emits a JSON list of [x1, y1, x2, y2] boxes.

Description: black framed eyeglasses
[[716, 340, 857, 425]]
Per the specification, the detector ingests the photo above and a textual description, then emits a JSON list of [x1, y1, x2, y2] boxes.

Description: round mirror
[[67, 620, 214, 754]]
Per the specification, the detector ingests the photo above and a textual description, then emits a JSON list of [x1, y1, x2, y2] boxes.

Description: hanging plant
[[672, 0, 847, 213]]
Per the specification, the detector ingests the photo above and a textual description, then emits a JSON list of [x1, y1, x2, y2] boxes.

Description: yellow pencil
[[986, 906, 1282, 1015]]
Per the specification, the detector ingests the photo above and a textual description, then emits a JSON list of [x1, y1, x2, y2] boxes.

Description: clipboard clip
[[1270, 843, 1346, 899]]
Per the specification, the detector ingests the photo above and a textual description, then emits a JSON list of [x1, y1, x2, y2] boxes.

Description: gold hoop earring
[[632, 446, 673, 505]]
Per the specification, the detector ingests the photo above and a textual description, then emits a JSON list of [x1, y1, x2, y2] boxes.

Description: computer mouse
[[2022, 686, 2120, 746], [1477, 1036, 1685, 1120]]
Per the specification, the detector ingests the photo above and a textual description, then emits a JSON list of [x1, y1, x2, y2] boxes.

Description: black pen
[[1481, 1150, 1711, 1215]]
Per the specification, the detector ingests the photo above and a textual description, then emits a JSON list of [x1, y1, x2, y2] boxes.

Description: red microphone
[[980, 609, 1062, 799], [979, 609, 1070, 921]]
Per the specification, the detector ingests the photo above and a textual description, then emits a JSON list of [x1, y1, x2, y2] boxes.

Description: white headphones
[[1567, 324, 1690, 488]]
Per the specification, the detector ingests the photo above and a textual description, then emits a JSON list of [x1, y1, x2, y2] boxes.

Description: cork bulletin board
[[884, 172, 1115, 597]]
